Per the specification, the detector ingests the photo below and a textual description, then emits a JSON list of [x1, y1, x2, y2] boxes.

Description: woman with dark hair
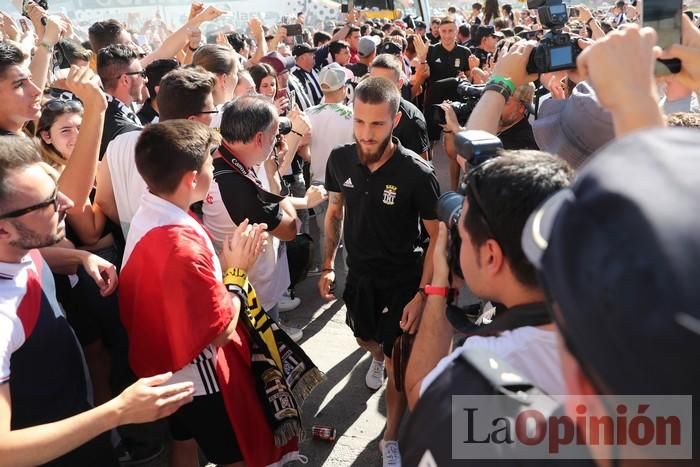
[[249, 62, 289, 113], [501, 3, 515, 27], [484, 0, 501, 26], [37, 99, 83, 168]]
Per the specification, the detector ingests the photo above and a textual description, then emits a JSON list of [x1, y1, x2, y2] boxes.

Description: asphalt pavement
[[143, 144, 453, 467]]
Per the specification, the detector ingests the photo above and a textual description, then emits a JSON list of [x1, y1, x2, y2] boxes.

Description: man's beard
[[9, 218, 65, 250], [355, 132, 392, 166]]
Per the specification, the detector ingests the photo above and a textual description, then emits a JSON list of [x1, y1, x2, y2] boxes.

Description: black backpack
[[401, 347, 595, 466]]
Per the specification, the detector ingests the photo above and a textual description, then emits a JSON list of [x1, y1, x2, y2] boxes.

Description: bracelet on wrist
[[290, 128, 304, 137], [488, 75, 516, 94], [188, 45, 199, 52], [39, 41, 53, 52], [484, 82, 512, 102], [321, 268, 335, 273]]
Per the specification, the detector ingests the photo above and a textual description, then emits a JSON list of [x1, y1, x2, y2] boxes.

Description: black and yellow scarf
[[224, 268, 325, 446]]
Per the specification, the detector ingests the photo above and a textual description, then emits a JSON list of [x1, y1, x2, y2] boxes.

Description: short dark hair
[[135, 120, 215, 195], [97, 44, 138, 91], [472, 2, 483, 10], [248, 63, 277, 94], [313, 30, 332, 47], [157, 67, 215, 121], [88, 19, 124, 53], [370, 54, 403, 82], [328, 40, 349, 60], [354, 76, 400, 115], [57, 39, 92, 67], [226, 32, 247, 53], [458, 24, 471, 38], [0, 42, 25, 79], [219, 95, 277, 144], [144, 59, 179, 101], [346, 26, 361, 38], [0, 137, 42, 211], [463, 151, 573, 288], [615, 1, 626, 9]]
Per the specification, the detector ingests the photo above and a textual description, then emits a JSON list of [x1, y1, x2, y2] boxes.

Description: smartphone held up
[[642, 0, 683, 76]]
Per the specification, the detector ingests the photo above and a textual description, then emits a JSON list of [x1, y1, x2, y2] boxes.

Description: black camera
[[431, 78, 485, 126], [278, 116, 293, 136], [436, 131, 503, 278], [525, 0, 583, 74]]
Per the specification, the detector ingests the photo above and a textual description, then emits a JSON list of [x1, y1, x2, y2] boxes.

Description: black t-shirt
[[499, 116, 539, 151], [324, 138, 440, 276], [426, 32, 440, 44], [394, 98, 430, 156], [426, 43, 471, 84], [213, 158, 283, 230], [346, 62, 369, 79], [136, 99, 158, 125], [100, 98, 142, 159], [469, 46, 490, 69]]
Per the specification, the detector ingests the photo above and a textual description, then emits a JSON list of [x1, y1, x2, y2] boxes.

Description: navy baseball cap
[[522, 127, 700, 395], [378, 41, 402, 56]]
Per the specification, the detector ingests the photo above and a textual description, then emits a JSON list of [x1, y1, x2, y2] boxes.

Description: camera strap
[[216, 144, 287, 204], [459, 301, 552, 337]]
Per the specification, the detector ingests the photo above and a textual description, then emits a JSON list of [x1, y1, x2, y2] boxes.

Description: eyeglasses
[[462, 159, 499, 242], [124, 70, 147, 78], [196, 109, 220, 115], [43, 99, 83, 113], [0, 187, 59, 220]]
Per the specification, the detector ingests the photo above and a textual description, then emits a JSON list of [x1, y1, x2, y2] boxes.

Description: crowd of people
[[0, 0, 699, 466]]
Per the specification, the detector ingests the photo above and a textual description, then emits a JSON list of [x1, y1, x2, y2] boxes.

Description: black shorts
[[167, 391, 243, 464], [343, 273, 420, 358]]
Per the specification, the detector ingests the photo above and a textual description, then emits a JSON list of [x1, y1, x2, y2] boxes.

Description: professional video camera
[[430, 78, 485, 126], [526, 0, 583, 74], [436, 131, 503, 278]]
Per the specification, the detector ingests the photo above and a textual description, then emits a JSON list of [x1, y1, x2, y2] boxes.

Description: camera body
[[278, 117, 293, 136], [525, 0, 583, 74], [432, 79, 485, 126], [436, 131, 503, 278]]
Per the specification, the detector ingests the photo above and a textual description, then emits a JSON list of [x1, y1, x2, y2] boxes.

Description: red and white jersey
[[120, 192, 234, 396]]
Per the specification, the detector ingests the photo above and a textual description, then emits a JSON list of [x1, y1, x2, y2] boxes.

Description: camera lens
[[437, 191, 464, 228], [278, 117, 292, 135]]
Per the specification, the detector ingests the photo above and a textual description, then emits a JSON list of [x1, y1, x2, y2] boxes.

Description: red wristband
[[424, 285, 450, 297]]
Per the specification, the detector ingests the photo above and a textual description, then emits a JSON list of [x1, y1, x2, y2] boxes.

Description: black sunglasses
[[124, 70, 147, 78], [0, 187, 59, 220], [43, 99, 83, 113], [463, 159, 499, 242], [196, 109, 220, 115]]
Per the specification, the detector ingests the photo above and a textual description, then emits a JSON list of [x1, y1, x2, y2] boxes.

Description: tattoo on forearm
[[324, 193, 344, 264]]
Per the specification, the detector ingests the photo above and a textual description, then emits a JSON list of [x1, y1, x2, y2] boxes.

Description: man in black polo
[[419, 16, 472, 142], [369, 54, 430, 160], [318, 77, 439, 467], [96, 45, 146, 158], [469, 25, 502, 69]]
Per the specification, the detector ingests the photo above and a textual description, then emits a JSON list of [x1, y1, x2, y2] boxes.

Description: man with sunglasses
[[96, 67, 217, 237], [0, 136, 196, 466], [96, 44, 148, 158]]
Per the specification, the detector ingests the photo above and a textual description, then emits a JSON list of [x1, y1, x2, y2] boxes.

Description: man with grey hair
[[318, 77, 440, 467], [369, 54, 430, 160], [202, 95, 303, 341]]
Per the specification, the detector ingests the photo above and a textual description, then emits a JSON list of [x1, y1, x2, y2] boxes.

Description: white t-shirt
[[306, 103, 354, 183], [104, 130, 146, 238], [420, 326, 566, 402], [202, 163, 290, 312]]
